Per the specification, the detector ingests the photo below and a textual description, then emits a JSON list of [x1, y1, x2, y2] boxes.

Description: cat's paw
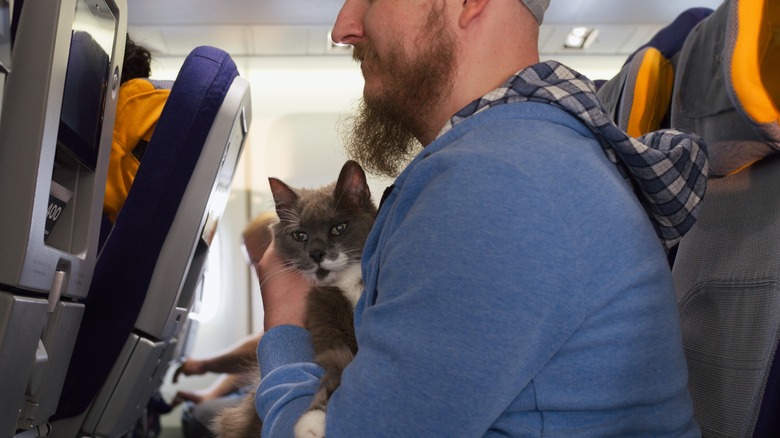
[[294, 409, 326, 438]]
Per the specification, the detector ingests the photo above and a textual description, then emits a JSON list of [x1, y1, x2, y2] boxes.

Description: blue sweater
[[257, 102, 699, 437]]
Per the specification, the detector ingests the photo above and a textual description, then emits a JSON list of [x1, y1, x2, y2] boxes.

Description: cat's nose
[[309, 250, 325, 263]]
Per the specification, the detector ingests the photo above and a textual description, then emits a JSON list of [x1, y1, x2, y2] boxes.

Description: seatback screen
[[56, 0, 117, 170]]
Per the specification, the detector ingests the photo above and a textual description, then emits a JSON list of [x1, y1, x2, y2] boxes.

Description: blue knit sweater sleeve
[[255, 325, 318, 437]]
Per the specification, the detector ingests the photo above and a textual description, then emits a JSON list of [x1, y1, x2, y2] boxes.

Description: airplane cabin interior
[[0, 0, 778, 437]]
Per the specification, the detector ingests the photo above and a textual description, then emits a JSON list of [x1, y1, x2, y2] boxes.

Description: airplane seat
[[597, 7, 713, 136], [610, 46, 675, 137], [1, 1, 127, 435], [669, 0, 780, 436], [50, 45, 251, 437]]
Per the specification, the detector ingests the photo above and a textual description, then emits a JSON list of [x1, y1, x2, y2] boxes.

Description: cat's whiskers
[[278, 221, 301, 234], [258, 262, 307, 289], [275, 208, 302, 228], [340, 248, 364, 262], [331, 192, 346, 217]]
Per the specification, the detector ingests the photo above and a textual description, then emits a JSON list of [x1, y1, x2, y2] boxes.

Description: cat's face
[[269, 161, 377, 285]]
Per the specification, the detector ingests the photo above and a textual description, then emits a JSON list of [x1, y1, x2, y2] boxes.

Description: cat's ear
[[335, 160, 372, 210], [268, 177, 299, 221]]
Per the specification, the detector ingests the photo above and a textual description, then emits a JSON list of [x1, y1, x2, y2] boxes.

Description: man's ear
[[459, 0, 490, 29]]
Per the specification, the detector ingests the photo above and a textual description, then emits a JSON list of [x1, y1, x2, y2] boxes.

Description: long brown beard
[[343, 3, 456, 178]]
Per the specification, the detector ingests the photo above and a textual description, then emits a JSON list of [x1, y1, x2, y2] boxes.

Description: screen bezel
[[55, 0, 117, 171]]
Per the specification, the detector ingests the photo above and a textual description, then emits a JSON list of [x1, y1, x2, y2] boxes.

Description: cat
[[212, 160, 376, 438]]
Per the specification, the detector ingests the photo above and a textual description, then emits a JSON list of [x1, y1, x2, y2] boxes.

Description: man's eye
[[292, 231, 308, 242], [330, 223, 348, 236]]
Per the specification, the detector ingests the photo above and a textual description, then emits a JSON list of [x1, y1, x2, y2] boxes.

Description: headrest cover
[[522, 0, 549, 24], [671, 0, 780, 177]]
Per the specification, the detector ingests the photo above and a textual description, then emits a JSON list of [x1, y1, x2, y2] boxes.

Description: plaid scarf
[[440, 60, 709, 250]]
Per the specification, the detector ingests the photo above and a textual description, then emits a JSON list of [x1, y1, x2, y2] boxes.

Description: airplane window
[[192, 233, 222, 323]]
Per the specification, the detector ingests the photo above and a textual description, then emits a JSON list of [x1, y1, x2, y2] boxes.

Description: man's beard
[[343, 4, 456, 178]]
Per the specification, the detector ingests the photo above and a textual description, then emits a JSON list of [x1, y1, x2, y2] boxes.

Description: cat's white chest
[[321, 263, 363, 308]]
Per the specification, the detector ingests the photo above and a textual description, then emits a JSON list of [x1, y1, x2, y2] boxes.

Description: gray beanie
[[521, 0, 550, 24]]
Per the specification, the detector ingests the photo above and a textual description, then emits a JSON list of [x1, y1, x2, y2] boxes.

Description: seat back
[[612, 46, 675, 137], [674, 156, 780, 437], [51, 45, 251, 437], [597, 7, 712, 136], [670, 0, 780, 436], [0, 1, 126, 435]]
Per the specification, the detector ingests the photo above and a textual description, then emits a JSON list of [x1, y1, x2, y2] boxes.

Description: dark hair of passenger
[[121, 35, 152, 84]]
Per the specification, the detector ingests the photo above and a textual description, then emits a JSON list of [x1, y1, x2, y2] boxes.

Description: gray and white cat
[[212, 160, 376, 438]]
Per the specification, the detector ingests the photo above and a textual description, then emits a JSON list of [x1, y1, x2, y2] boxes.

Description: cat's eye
[[292, 230, 308, 242], [330, 223, 348, 236]]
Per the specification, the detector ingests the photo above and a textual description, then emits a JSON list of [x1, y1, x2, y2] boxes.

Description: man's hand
[[170, 388, 214, 408], [256, 245, 312, 331], [172, 358, 207, 383]]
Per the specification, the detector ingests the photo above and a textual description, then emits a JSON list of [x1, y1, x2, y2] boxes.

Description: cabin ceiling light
[[564, 27, 598, 49]]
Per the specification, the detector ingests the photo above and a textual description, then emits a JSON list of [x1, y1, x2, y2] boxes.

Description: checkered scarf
[[440, 60, 709, 250]]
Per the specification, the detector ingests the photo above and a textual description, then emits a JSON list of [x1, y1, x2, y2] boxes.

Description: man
[[255, 0, 705, 436]]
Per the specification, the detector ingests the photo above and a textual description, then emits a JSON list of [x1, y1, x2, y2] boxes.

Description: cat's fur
[[212, 160, 376, 438]]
